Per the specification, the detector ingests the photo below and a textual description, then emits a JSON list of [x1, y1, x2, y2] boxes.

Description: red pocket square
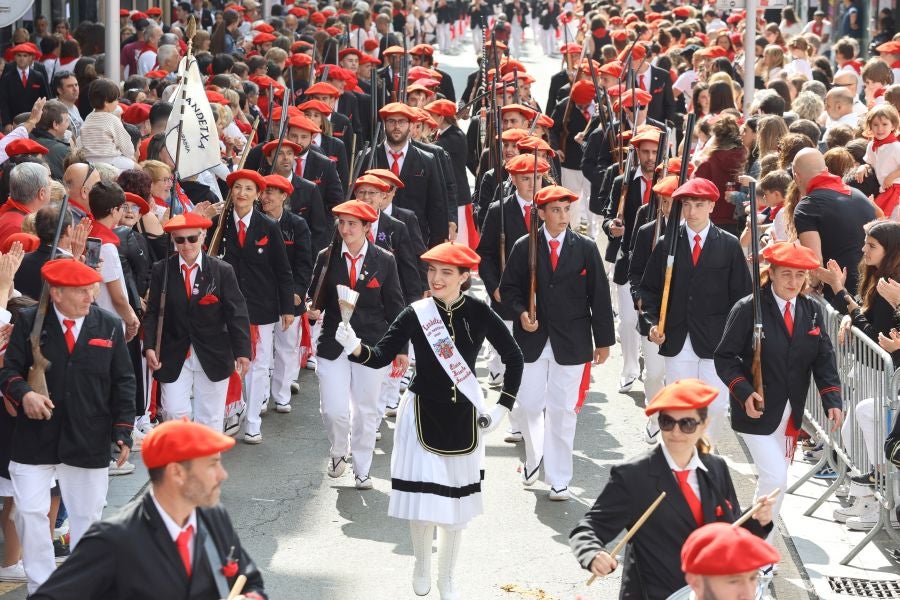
[[88, 338, 113, 348], [366, 277, 380, 288], [284, 240, 295, 245], [198, 294, 219, 305], [808, 326, 821, 335], [313, 179, 322, 184], [579, 268, 587, 276], [328, 155, 338, 162], [715, 505, 724, 517], [256, 236, 269, 246], [31, 84, 41, 89]]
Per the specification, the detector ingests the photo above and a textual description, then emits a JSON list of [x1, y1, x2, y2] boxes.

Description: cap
[[379, 102, 418, 121], [226, 169, 267, 192], [406, 83, 435, 97], [652, 175, 679, 197], [305, 82, 341, 97], [657, 157, 694, 177], [120, 9, 130, 17], [617, 43, 647, 63], [560, 43, 582, 55], [121, 102, 151, 125], [535, 185, 578, 206], [425, 99, 457, 118], [500, 103, 538, 120], [332, 199, 378, 223], [41, 259, 103, 287], [325, 26, 342, 37], [146, 6, 162, 16], [505, 154, 550, 175], [163, 212, 214, 231], [253, 32, 277, 45], [363, 39, 379, 51], [681, 523, 781, 576], [130, 11, 148, 21], [310, 11, 326, 24], [123, 192, 150, 216], [598, 61, 624, 78], [516, 136, 555, 157], [383, 45, 407, 56], [630, 128, 661, 147], [537, 113, 554, 128], [501, 128, 529, 143], [141, 418, 236, 469], [365, 169, 404, 189], [1, 232, 39, 253], [762, 242, 821, 270], [672, 178, 719, 202], [673, 6, 692, 17], [338, 47, 362, 61], [502, 71, 536, 85], [876, 40, 900, 55], [410, 43, 435, 56], [617, 88, 653, 109], [262, 140, 303, 157], [287, 53, 313, 67], [263, 174, 294, 195], [253, 23, 275, 33], [354, 174, 391, 192], [645, 379, 719, 416], [298, 99, 333, 116], [8, 43, 40, 57], [206, 90, 229, 105], [287, 115, 322, 134], [571, 80, 595, 105], [420, 242, 481, 269], [5, 139, 48, 157]]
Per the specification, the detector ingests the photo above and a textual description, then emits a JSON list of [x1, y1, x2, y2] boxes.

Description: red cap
[[1, 232, 39, 253], [365, 169, 404, 189], [226, 169, 267, 192], [354, 174, 391, 192], [559, 43, 582, 55], [652, 175, 679, 197], [6, 139, 48, 157], [500, 103, 538, 121], [726, 13, 744, 25], [383, 45, 406, 56], [535, 185, 578, 206], [120, 9, 130, 17], [332, 199, 378, 223], [406, 83, 435, 98], [145, 69, 169, 79], [146, 6, 162, 16], [9, 43, 40, 57], [379, 102, 418, 121], [616, 88, 653, 109], [645, 379, 719, 416], [537, 114, 554, 129], [325, 26, 342, 37], [224, 4, 245, 11], [41, 259, 103, 287], [289, 7, 309, 17], [681, 523, 780, 576], [142, 418, 236, 469], [425, 99, 457, 118], [571, 80, 595, 105], [205, 90, 229, 105], [696, 46, 729, 59], [290, 40, 313, 51], [505, 154, 550, 175], [502, 71, 536, 85], [610, 30, 629, 42], [121, 102, 151, 125], [500, 128, 529, 143], [162, 212, 213, 232], [130, 11, 148, 21], [339, 47, 363, 61], [287, 115, 322, 134], [305, 82, 341, 97], [123, 192, 150, 216], [253, 23, 275, 33], [657, 157, 694, 177], [598, 61, 624, 78], [253, 32, 277, 45], [310, 11, 326, 24], [516, 136, 555, 157], [877, 40, 900, 55], [298, 99, 333, 116], [673, 6, 692, 17], [673, 178, 719, 202], [410, 43, 435, 56], [287, 53, 313, 67], [630, 127, 661, 147], [420, 242, 480, 269], [262, 140, 303, 157], [363, 39, 379, 51], [618, 43, 647, 63], [609, 16, 624, 25], [264, 174, 293, 195], [762, 242, 821, 270]]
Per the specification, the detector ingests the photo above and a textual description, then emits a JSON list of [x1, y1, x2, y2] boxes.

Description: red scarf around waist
[[805, 171, 851, 196]]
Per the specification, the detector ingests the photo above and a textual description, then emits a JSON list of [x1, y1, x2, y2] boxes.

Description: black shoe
[[54, 536, 70, 563], [850, 470, 884, 487]]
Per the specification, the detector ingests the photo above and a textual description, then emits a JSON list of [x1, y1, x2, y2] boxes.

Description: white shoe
[[385, 405, 399, 418], [0, 561, 27, 582], [400, 368, 413, 391], [833, 496, 876, 523], [835, 483, 850, 498], [643, 417, 660, 445], [488, 371, 504, 387], [259, 400, 268, 415], [410, 522, 435, 596], [618, 377, 637, 393], [290, 381, 300, 393], [243, 433, 263, 445], [437, 528, 462, 600], [275, 403, 292, 413], [305, 356, 317, 370], [846, 507, 880, 531], [109, 460, 135, 476], [131, 428, 145, 452], [548, 487, 570, 501], [376, 427, 383, 442], [223, 415, 242, 437], [355, 475, 373, 490], [328, 456, 348, 478], [504, 431, 523, 443], [522, 462, 540, 486]]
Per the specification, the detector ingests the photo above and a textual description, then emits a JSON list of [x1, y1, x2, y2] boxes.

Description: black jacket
[[15, 244, 53, 300], [550, 97, 589, 170], [641, 65, 676, 127], [30, 128, 70, 180], [31, 492, 267, 600], [288, 174, 329, 253], [374, 212, 424, 303], [476, 194, 535, 320], [412, 139, 456, 225], [434, 124, 472, 206], [316, 134, 349, 192], [276, 210, 314, 316], [603, 169, 648, 285], [0, 66, 50, 128], [298, 148, 345, 219]]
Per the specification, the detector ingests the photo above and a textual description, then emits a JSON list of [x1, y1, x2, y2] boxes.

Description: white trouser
[[541, 28, 556, 55], [641, 335, 666, 405], [561, 167, 593, 232], [617, 284, 640, 382], [512, 341, 584, 489], [161, 347, 230, 432], [842, 397, 878, 466], [272, 317, 301, 407], [245, 322, 276, 435], [10, 462, 108, 593], [472, 26, 483, 54], [379, 360, 404, 416], [317, 353, 390, 477], [438, 23, 451, 52], [311, 318, 323, 354], [664, 335, 729, 447], [740, 403, 792, 539], [510, 22, 523, 58]]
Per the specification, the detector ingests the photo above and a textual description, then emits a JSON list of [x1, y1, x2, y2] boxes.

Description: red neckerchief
[[811, 22, 823, 36], [873, 132, 898, 151], [39, 53, 57, 62], [68, 198, 92, 218], [153, 196, 167, 209], [89, 220, 120, 247], [0, 198, 32, 216], [806, 171, 851, 196], [847, 59, 863, 74], [59, 56, 77, 66], [174, 182, 193, 213], [769, 203, 783, 220], [892, 60, 900, 70], [875, 87, 887, 99]]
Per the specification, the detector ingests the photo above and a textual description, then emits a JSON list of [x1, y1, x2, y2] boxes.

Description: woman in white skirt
[[335, 242, 523, 600]]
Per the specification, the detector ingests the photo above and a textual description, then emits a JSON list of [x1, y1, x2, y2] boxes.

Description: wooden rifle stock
[[528, 149, 539, 323], [748, 179, 765, 411], [615, 149, 634, 222], [559, 42, 590, 159], [310, 229, 341, 311]]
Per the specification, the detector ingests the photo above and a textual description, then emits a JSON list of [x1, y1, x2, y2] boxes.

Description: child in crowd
[[857, 104, 900, 219]]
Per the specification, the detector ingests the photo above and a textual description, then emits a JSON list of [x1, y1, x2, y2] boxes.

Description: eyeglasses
[[173, 234, 201, 244], [355, 189, 384, 197], [121, 203, 137, 213], [80, 163, 95, 191], [385, 118, 409, 127], [158, 176, 174, 184], [658, 414, 703, 434]]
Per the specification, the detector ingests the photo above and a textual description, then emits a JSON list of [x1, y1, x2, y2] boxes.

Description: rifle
[[527, 149, 539, 323], [399, 35, 410, 103], [493, 84, 507, 272], [615, 148, 634, 222], [579, 55, 605, 140], [207, 116, 261, 257], [650, 130, 670, 250], [344, 142, 370, 202], [748, 178, 765, 412], [657, 112, 695, 337], [558, 41, 590, 159], [265, 83, 275, 142], [310, 229, 341, 312], [511, 67, 520, 104], [369, 66, 378, 145]]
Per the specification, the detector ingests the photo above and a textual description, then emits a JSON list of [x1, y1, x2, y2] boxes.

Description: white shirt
[[96, 242, 127, 326], [53, 306, 84, 342], [18, 68, 29, 83], [369, 216, 380, 242], [864, 139, 900, 189], [384, 140, 410, 173], [178, 253, 204, 296], [543, 228, 566, 260], [341, 240, 368, 276], [137, 48, 158, 76], [233, 211, 252, 234], [660, 441, 708, 500], [686, 222, 711, 250], [825, 111, 860, 131], [149, 488, 198, 567], [515, 193, 533, 223], [771, 288, 796, 323], [786, 58, 813, 80], [673, 69, 697, 98]]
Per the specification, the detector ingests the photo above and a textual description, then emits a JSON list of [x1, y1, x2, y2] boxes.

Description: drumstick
[[731, 488, 781, 528], [227, 574, 247, 599], [586, 491, 667, 586]]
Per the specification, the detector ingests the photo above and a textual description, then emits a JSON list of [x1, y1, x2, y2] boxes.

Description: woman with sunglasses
[[715, 242, 842, 538], [570, 379, 774, 599]]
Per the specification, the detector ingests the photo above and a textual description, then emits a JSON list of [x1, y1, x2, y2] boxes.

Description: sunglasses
[[658, 414, 704, 434], [173, 234, 201, 244], [81, 162, 95, 191]]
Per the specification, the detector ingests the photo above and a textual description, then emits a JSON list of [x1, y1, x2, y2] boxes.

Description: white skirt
[[388, 393, 484, 527]]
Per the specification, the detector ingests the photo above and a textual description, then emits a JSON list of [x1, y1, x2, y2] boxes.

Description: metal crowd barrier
[[784, 294, 900, 565]]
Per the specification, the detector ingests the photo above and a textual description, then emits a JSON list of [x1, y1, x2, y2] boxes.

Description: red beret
[[287, 53, 313, 67], [226, 169, 267, 192], [262, 140, 303, 156], [9, 43, 40, 57], [162, 212, 213, 232], [289, 7, 309, 17], [559, 43, 582, 55], [121, 102, 151, 125], [500, 128, 529, 143], [696, 46, 729, 59], [332, 199, 377, 223], [502, 71, 536, 85], [123, 192, 150, 216], [253, 33, 277, 45], [681, 523, 780, 576], [354, 174, 391, 192], [645, 379, 718, 416], [325, 26, 342, 37], [505, 154, 550, 175], [269, 105, 302, 121], [618, 43, 647, 63], [424, 99, 457, 118], [146, 7, 162, 16], [615, 88, 653, 109], [120, 9, 130, 17], [406, 83, 435, 98], [41, 258, 102, 287], [652, 175, 680, 197], [630, 127, 661, 147], [877, 40, 900, 55], [339, 47, 363, 61], [535, 185, 578, 207], [224, 4, 245, 12], [130, 11, 148, 21], [253, 23, 275, 33], [382, 45, 407, 56], [287, 115, 322, 134], [571, 80, 595, 105], [726, 13, 744, 25], [363, 39, 379, 51], [305, 82, 341, 97], [264, 174, 293, 195], [205, 90, 229, 105], [610, 30, 629, 42], [762, 242, 821, 270], [310, 11, 326, 24], [142, 418, 236, 469], [537, 114, 554, 128], [673, 178, 719, 202], [408, 65, 441, 81], [516, 136, 555, 157], [144, 69, 169, 79], [484, 39, 507, 50], [657, 157, 695, 177], [1, 232, 39, 253], [290, 40, 313, 51], [420, 242, 481, 269], [379, 102, 418, 121], [410, 43, 435, 56], [599, 61, 624, 78], [500, 103, 538, 121], [609, 16, 624, 25], [365, 169, 404, 189], [6, 139, 48, 157], [298, 99, 333, 116], [673, 6, 692, 17]]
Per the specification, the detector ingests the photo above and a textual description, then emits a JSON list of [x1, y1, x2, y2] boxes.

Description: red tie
[[523, 203, 531, 231], [691, 234, 701, 266], [674, 470, 703, 526], [181, 264, 197, 299], [390, 151, 403, 176], [21, 70, 27, 88], [549, 239, 560, 271], [344, 252, 362, 288], [296, 156, 305, 177], [175, 525, 194, 576], [784, 301, 793, 336], [238, 221, 246, 247], [63, 319, 76, 353], [642, 176, 651, 205], [639, 73, 647, 91]]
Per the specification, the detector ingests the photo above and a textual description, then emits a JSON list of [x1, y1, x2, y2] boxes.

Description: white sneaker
[[259, 400, 268, 415], [833, 496, 876, 524], [488, 371, 504, 387], [305, 356, 317, 370], [328, 456, 348, 478], [846, 507, 880, 531], [618, 377, 637, 393], [355, 475, 373, 490], [643, 418, 660, 445], [131, 428, 145, 452], [385, 405, 399, 418], [548, 487, 570, 501], [0, 561, 27, 582], [522, 463, 540, 486], [243, 433, 263, 445], [109, 460, 135, 476], [290, 381, 300, 393], [504, 431, 523, 443], [275, 403, 292, 413]]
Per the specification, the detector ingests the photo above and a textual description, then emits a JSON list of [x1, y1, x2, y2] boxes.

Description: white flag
[[164, 57, 220, 179]]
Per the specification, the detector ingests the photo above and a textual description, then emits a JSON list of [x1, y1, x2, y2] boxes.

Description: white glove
[[335, 322, 361, 355], [479, 404, 510, 434]]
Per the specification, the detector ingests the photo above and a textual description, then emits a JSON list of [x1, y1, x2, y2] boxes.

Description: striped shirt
[[77, 111, 134, 161]]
